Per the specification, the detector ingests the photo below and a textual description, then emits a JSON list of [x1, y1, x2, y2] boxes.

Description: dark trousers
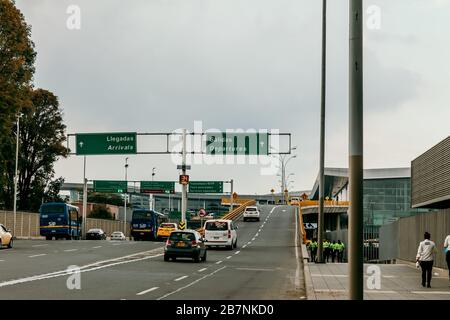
[[324, 248, 329, 262], [331, 250, 336, 263], [420, 261, 434, 286], [446, 251, 450, 277], [311, 249, 317, 263], [337, 251, 344, 263]]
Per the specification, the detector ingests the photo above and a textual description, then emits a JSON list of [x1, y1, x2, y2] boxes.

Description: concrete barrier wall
[[0, 211, 130, 238], [380, 209, 450, 269]]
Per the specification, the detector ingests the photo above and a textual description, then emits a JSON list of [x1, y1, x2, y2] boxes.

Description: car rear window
[[160, 223, 175, 228], [246, 207, 257, 211], [205, 221, 229, 231], [170, 232, 195, 241]]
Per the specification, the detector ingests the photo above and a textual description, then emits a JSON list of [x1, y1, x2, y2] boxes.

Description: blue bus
[[39, 203, 81, 240], [131, 209, 168, 241]]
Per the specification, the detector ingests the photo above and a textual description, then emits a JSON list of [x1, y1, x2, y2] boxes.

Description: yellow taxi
[[0, 224, 13, 249], [157, 223, 178, 240]]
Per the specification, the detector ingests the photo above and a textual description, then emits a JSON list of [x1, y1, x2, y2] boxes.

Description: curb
[[302, 248, 317, 300]]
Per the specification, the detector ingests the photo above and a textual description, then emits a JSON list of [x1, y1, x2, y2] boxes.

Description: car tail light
[[166, 239, 171, 246], [191, 240, 198, 247], [228, 230, 231, 239]]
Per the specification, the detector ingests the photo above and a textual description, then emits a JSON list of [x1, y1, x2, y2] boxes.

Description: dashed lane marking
[[198, 268, 207, 273], [29, 254, 47, 258], [174, 276, 188, 282], [136, 287, 159, 296], [64, 249, 78, 252], [226, 256, 232, 259], [235, 251, 241, 255], [92, 246, 102, 249], [32, 244, 48, 248], [216, 261, 223, 265]]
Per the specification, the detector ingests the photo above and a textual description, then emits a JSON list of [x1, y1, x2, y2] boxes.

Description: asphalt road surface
[[0, 205, 306, 300]]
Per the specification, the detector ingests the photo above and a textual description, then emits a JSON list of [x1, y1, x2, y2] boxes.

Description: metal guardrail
[[197, 200, 256, 236]]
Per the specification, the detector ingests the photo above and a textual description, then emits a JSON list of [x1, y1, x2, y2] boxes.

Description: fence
[[0, 211, 130, 239], [380, 209, 450, 269]]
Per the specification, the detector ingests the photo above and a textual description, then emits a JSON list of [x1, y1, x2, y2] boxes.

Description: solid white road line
[[236, 268, 275, 272], [294, 206, 301, 290], [136, 287, 159, 296], [64, 249, 78, 252], [411, 291, 450, 295], [157, 267, 227, 300], [29, 254, 47, 258], [198, 268, 207, 273], [174, 276, 188, 282]]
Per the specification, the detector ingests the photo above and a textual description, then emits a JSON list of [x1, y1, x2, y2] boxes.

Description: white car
[[111, 231, 126, 241], [203, 219, 238, 250], [243, 206, 260, 222]]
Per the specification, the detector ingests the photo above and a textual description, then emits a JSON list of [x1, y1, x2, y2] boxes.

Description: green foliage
[[88, 193, 131, 208], [90, 205, 114, 220]]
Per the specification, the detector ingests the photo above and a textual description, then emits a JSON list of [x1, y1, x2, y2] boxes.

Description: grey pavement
[[306, 262, 450, 300], [0, 205, 306, 300]]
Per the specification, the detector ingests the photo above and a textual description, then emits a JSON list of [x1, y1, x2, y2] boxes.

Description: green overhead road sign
[[189, 181, 224, 193], [76, 132, 137, 155], [140, 181, 175, 194], [206, 132, 269, 155], [93, 180, 128, 193]]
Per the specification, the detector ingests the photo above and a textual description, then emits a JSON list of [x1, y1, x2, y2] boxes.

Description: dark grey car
[[164, 230, 207, 263]]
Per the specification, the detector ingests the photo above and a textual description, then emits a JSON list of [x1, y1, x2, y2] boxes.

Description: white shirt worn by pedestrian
[[444, 235, 450, 250], [416, 239, 436, 262]]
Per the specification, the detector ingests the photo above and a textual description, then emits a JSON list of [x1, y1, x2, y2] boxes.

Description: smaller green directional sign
[[189, 181, 224, 194], [140, 181, 175, 194], [93, 180, 128, 193], [206, 132, 269, 155]]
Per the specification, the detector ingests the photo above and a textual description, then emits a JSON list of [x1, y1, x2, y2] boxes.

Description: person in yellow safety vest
[[336, 240, 345, 263], [330, 240, 337, 263], [323, 240, 330, 262], [308, 238, 318, 263]]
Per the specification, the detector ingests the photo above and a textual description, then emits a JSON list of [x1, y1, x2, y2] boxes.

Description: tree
[[0, 0, 36, 208], [90, 205, 114, 220], [42, 177, 66, 203]]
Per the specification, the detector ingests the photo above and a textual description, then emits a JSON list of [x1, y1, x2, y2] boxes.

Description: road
[[0, 205, 306, 300]]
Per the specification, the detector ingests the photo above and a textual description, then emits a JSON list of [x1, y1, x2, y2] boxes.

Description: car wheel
[[164, 254, 170, 262], [171, 257, 177, 261], [201, 251, 207, 262], [7, 238, 13, 249]]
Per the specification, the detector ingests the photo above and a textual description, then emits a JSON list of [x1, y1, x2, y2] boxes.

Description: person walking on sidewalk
[[416, 232, 437, 288], [444, 233, 450, 285]]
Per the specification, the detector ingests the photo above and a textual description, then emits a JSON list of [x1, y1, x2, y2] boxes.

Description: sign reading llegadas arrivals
[[76, 132, 137, 155]]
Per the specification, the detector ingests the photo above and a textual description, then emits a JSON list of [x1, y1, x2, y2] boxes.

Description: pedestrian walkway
[[304, 262, 450, 300]]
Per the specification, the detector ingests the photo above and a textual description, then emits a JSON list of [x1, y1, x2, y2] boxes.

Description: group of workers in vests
[[307, 239, 345, 263]]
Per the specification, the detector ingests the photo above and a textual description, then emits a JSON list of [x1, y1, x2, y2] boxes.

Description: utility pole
[[317, 0, 327, 264], [82, 157, 88, 239], [13, 114, 21, 238], [181, 129, 188, 227], [124, 158, 129, 236], [349, 0, 364, 300]]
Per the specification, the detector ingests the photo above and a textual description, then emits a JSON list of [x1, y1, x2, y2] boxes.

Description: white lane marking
[[226, 256, 232, 259], [136, 287, 159, 296], [311, 274, 348, 278], [248, 242, 252, 245], [1, 247, 164, 288], [255, 233, 259, 237], [92, 246, 102, 249], [64, 249, 78, 252], [32, 244, 48, 248], [236, 268, 274, 272], [242, 245, 247, 249], [0, 260, 4, 262], [29, 254, 47, 258], [270, 207, 276, 214], [294, 207, 301, 290], [157, 267, 227, 300], [174, 276, 188, 282], [252, 238, 256, 241], [216, 261, 223, 265], [235, 251, 241, 255], [113, 244, 121, 246], [198, 268, 207, 273]]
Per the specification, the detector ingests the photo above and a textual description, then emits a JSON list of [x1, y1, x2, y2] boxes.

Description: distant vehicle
[[39, 203, 81, 240], [86, 228, 107, 240], [289, 197, 300, 205], [157, 223, 178, 240], [203, 219, 238, 250], [243, 206, 260, 222], [164, 230, 207, 263], [0, 224, 13, 249], [131, 209, 168, 241], [111, 231, 126, 241]]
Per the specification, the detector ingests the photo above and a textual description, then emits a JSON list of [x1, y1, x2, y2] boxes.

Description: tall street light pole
[[317, 0, 327, 264], [349, 0, 364, 300], [13, 113, 22, 238], [124, 158, 129, 236]]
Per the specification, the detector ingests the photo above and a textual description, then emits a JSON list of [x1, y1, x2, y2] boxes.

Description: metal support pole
[[229, 179, 234, 212], [13, 115, 20, 238], [317, 0, 327, 264], [82, 156, 87, 240], [181, 129, 187, 227], [124, 158, 129, 236], [349, 0, 364, 300]]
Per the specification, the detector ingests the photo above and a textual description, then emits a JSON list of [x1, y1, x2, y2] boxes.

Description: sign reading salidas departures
[[206, 132, 269, 155], [76, 132, 137, 155]]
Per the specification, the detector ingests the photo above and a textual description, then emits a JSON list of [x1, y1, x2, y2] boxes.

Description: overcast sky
[[15, 0, 450, 194]]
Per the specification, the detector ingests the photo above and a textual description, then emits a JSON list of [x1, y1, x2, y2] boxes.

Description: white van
[[203, 219, 238, 250]]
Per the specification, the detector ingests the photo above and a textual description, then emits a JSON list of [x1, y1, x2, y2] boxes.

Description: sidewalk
[[305, 262, 450, 300]]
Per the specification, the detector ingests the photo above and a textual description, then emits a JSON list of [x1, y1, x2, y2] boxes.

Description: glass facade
[[362, 178, 428, 226]]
